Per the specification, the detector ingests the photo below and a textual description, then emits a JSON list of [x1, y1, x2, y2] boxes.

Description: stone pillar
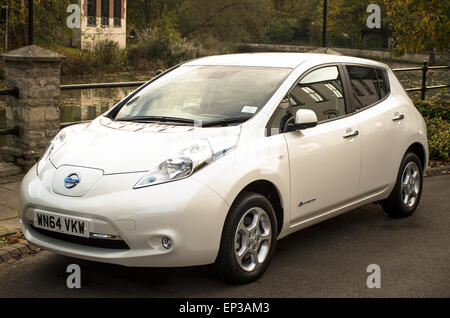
[[0, 45, 65, 171]]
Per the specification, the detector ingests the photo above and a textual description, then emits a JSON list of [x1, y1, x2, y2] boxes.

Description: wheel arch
[[405, 142, 427, 171], [232, 180, 285, 235]]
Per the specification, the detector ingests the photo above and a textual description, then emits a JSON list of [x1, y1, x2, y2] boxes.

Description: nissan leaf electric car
[[20, 53, 428, 283]]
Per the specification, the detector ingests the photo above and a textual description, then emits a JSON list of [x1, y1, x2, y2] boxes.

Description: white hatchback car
[[19, 53, 428, 283]]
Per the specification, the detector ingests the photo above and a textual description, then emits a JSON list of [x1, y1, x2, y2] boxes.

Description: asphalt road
[[1, 175, 449, 298]]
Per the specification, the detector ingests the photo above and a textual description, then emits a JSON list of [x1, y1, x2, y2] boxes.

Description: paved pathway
[[0, 182, 21, 236]]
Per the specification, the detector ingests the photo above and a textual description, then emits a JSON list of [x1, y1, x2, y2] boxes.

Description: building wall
[[77, 0, 127, 50]]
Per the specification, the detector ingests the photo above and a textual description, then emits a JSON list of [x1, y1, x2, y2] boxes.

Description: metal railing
[[0, 126, 18, 136], [392, 62, 449, 100], [0, 87, 19, 98], [60, 81, 146, 91], [0, 63, 448, 135]]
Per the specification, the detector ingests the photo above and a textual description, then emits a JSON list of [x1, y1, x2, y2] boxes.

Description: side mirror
[[286, 109, 318, 132]]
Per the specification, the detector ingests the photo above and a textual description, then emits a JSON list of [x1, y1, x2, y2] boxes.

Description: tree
[[0, 0, 72, 50], [383, 0, 449, 56], [312, 0, 387, 47]]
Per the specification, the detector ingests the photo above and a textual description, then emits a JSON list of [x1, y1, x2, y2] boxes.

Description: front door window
[[267, 65, 347, 136]]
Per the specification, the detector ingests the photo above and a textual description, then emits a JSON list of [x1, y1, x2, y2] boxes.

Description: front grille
[[30, 225, 130, 250]]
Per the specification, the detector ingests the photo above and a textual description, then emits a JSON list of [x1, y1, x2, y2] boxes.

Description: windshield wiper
[[115, 115, 251, 127], [202, 116, 252, 127], [115, 116, 195, 124]]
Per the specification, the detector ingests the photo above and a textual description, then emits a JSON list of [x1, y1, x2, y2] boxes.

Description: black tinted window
[[346, 65, 388, 109]]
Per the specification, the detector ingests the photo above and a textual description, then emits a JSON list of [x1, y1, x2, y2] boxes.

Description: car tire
[[382, 152, 423, 218], [215, 191, 278, 284]]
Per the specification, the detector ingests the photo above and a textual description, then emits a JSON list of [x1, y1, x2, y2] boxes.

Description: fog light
[[162, 237, 172, 249]]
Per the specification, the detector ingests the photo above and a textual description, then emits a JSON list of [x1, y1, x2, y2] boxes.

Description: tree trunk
[[428, 48, 435, 66], [144, 0, 151, 27]]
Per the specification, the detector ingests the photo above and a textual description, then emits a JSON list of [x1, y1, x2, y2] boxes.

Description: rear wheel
[[382, 152, 423, 218], [215, 191, 278, 284]]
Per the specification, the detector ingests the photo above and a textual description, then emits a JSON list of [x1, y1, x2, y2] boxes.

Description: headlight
[[36, 128, 73, 175], [134, 135, 239, 189]]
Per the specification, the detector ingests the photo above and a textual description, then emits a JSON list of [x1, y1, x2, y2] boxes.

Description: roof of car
[[184, 52, 388, 69]]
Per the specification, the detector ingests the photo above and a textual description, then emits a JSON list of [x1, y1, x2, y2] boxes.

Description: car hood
[[50, 117, 241, 174]]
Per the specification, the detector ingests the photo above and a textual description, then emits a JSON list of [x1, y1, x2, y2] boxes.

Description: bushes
[[49, 32, 229, 77], [414, 100, 450, 161], [57, 41, 127, 76], [127, 16, 198, 69], [414, 100, 450, 122], [264, 19, 299, 43], [127, 27, 189, 70], [92, 41, 126, 73], [127, 27, 230, 70], [427, 118, 450, 161]]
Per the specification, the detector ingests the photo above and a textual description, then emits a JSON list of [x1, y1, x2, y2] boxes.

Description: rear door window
[[346, 65, 389, 110]]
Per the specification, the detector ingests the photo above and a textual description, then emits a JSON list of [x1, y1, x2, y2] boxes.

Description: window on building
[[114, 0, 122, 26], [87, 0, 97, 26], [101, 0, 109, 25], [324, 83, 343, 98], [300, 86, 324, 102]]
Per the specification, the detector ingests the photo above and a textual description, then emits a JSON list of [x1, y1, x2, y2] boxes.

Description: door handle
[[343, 130, 359, 139], [392, 114, 405, 121]]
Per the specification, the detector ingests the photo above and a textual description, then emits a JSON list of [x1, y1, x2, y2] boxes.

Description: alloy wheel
[[400, 161, 421, 208], [234, 207, 272, 272]]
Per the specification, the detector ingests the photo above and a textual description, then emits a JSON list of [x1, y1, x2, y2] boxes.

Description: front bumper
[[19, 163, 230, 267]]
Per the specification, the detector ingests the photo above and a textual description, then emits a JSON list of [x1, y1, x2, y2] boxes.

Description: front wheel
[[382, 152, 423, 218], [215, 191, 278, 284]]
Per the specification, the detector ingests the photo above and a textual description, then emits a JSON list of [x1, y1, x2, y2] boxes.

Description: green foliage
[[414, 100, 450, 161], [53, 41, 126, 76], [0, 0, 72, 50], [34, 0, 73, 46], [383, 0, 450, 56], [264, 19, 298, 43], [2, 0, 447, 59], [127, 27, 230, 70], [426, 117, 450, 161], [414, 100, 450, 122], [127, 26, 188, 69], [57, 46, 99, 76], [92, 41, 127, 73]]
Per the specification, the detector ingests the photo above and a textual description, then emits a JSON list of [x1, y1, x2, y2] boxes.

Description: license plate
[[34, 210, 90, 238]]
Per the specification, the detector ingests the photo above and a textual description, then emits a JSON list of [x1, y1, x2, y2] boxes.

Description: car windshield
[[114, 65, 291, 124]]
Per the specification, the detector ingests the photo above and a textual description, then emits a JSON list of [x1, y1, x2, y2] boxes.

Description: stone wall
[[236, 43, 450, 65], [1, 45, 65, 171]]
